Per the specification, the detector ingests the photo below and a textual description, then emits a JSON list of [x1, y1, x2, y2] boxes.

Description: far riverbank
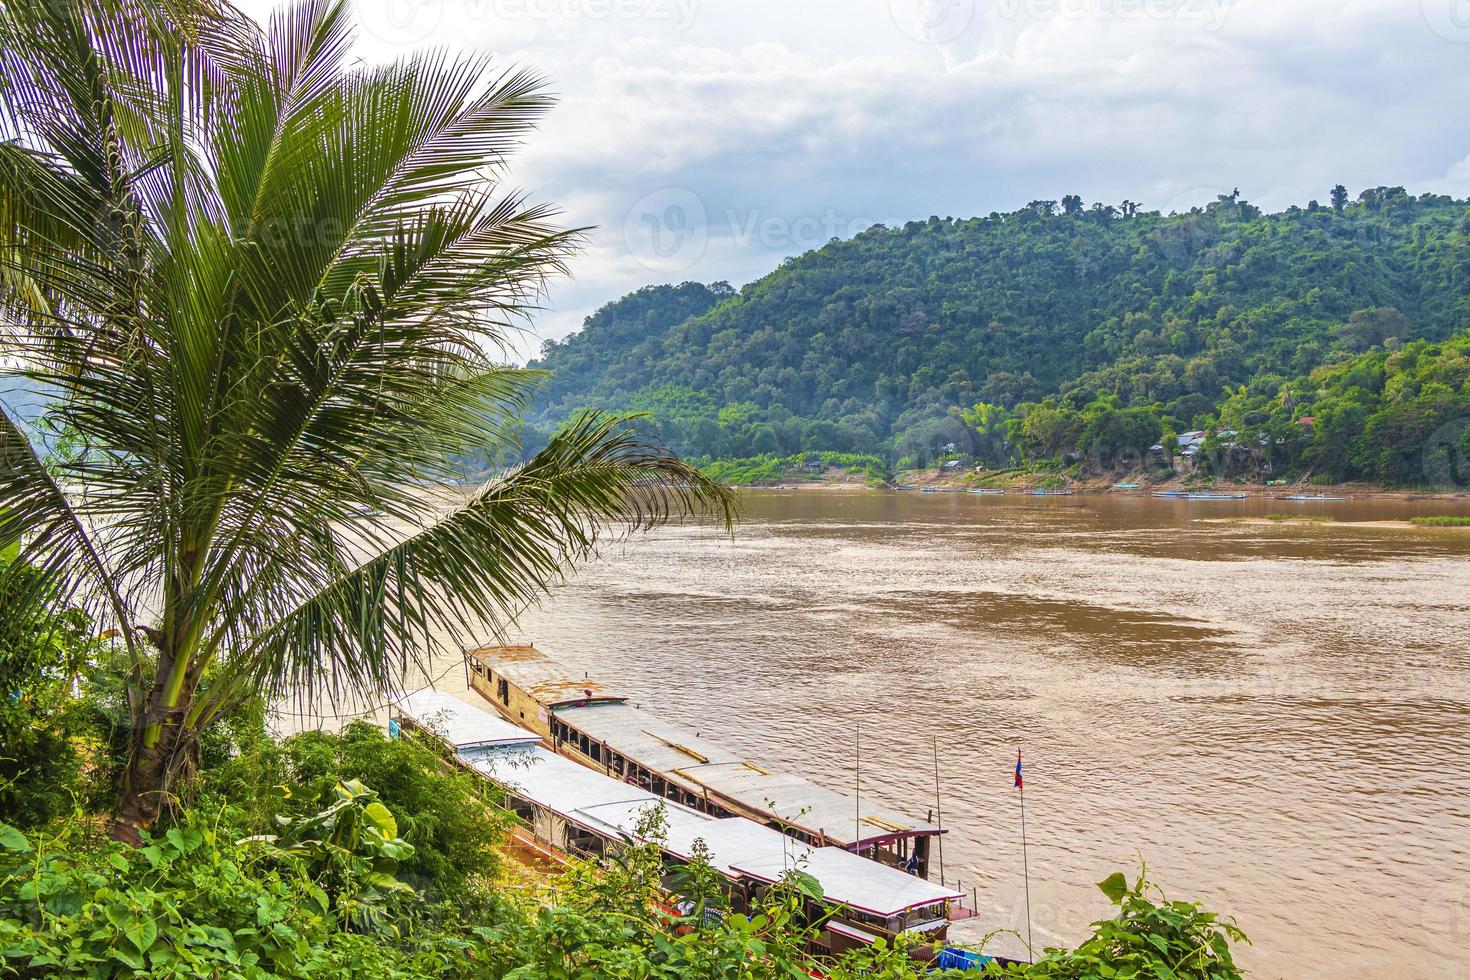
[[730, 466, 1470, 502]]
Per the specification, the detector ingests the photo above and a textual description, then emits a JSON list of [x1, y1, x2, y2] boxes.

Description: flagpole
[[854, 721, 862, 853], [1018, 748, 1034, 963]]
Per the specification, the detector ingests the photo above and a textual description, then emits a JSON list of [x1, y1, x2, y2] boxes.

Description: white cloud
[[234, 0, 1470, 359]]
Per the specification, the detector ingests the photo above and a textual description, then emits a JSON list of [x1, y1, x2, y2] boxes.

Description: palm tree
[[0, 0, 734, 842]]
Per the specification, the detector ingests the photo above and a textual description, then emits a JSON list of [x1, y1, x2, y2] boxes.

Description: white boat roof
[[464, 743, 662, 820], [731, 845, 961, 918], [392, 690, 542, 751], [460, 742, 961, 919], [555, 701, 940, 846]]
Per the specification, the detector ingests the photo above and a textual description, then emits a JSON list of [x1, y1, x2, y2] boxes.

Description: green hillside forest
[[527, 188, 1470, 486]]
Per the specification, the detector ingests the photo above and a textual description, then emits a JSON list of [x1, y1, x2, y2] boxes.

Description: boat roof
[[460, 741, 961, 918], [556, 700, 941, 847], [392, 690, 542, 751], [464, 644, 626, 708], [733, 845, 961, 919]]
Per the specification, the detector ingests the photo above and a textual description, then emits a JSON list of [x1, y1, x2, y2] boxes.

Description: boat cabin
[[392, 690, 964, 955], [463, 644, 943, 880]]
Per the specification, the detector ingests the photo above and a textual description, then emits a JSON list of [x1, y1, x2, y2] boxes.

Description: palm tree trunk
[[109, 676, 197, 844], [110, 732, 175, 845]]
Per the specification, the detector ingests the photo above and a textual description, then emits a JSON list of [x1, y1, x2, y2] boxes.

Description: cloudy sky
[[238, 0, 1470, 359]]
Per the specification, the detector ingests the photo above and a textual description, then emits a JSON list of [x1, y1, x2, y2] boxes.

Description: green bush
[[990, 868, 1247, 979], [202, 720, 509, 909], [0, 555, 128, 827], [1410, 515, 1470, 526], [698, 451, 891, 486]]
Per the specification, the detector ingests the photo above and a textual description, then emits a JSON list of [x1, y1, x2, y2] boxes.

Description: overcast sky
[[238, 0, 1470, 359]]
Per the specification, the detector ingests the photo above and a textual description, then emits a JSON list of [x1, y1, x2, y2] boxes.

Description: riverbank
[[734, 465, 1470, 501], [1206, 516, 1470, 532]]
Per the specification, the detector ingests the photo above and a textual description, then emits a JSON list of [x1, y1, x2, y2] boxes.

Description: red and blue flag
[[1014, 749, 1023, 790]]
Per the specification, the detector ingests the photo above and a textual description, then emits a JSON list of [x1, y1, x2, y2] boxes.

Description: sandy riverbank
[[1203, 517, 1470, 531]]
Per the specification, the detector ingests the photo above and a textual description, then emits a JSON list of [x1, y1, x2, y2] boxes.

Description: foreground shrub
[[991, 868, 1248, 979], [203, 719, 510, 909]]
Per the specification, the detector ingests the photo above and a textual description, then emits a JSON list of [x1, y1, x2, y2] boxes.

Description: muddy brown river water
[[311, 490, 1470, 978]]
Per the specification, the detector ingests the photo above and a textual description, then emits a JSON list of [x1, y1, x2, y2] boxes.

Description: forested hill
[[526, 188, 1470, 482]]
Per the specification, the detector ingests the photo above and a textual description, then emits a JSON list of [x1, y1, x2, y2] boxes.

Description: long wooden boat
[[462, 644, 945, 881], [1279, 494, 1347, 502], [1152, 491, 1248, 500], [390, 689, 971, 960]]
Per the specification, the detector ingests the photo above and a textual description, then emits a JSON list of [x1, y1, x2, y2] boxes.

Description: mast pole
[[933, 734, 945, 884], [854, 721, 862, 854], [1019, 748, 1034, 963]]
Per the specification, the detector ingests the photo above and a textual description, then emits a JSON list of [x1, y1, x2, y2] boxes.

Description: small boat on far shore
[[1025, 490, 1074, 497], [1280, 494, 1348, 502], [967, 489, 1006, 495], [1153, 492, 1249, 500]]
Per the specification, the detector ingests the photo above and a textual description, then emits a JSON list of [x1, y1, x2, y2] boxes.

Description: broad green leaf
[[123, 916, 157, 954], [362, 800, 397, 838], [0, 823, 30, 852], [1097, 872, 1129, 904]]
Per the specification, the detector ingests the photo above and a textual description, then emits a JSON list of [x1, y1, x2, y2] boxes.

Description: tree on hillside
[[0, 0, 734, 842], [1334, 307, 1411, 352], [1331, 184, 1350, 213]]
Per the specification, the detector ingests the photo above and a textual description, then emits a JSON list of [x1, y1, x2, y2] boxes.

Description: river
[[370, 490, 1470, 977]]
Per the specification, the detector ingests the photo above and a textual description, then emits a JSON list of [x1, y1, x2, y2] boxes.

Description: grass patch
[[1410, 515, 1470, 526], [1265, 513, 1334, 522]]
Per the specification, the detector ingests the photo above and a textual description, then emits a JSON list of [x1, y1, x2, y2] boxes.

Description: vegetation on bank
[[697, 452, 890, 486], [1410, 515, 1470, 526], [526, 192, 1470, 489]]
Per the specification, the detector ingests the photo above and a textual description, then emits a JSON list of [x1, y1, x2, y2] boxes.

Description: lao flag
[[1014, 749, 1023, 791]]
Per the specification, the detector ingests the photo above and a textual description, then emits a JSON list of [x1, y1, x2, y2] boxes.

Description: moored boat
[[1153, 491, 1247, 500], [463, 644, 945, 880], [391, 689, 972, 960]]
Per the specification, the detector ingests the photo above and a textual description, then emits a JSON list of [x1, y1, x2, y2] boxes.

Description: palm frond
[[0, 403, 135, 654], [218, 413, 736, 713]]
